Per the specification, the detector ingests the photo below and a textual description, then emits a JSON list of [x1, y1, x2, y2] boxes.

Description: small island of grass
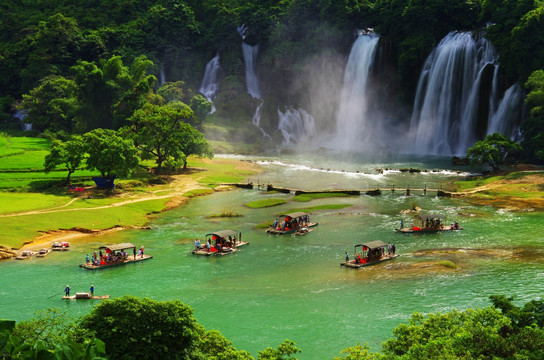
[[245, 198, 287, 208]]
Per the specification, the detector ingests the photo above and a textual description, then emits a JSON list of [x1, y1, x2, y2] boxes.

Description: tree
[[72, 55, 155, 131], [334, 343, 381, 360], [83, 128, 139, 181], [44, 135, 85, 185], [78, 296, 203, 360], [466, 132, 521, 171], [128, 102, 194, 174], [177, 121, 214, 169], [0, 311, 108, 359], [128, 102, 213, 173], [19, 13, 83, 93], [199, 329, 254, 360], [257, 340, 301, 360], [19, 75, 78, 132], [381, 308, 513, 359], [189, 94, 213, 131]]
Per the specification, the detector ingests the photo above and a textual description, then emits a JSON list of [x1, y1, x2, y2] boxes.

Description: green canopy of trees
[[5, 295, 544, 360], [83, 128, 140, 180], [467, 132, 522, 171], [2, 0, 544, 161], [127, 102, 213, 174]]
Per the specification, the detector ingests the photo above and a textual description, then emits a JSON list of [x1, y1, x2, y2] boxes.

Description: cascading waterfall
[[409, 31, 521, 155], [242, 43, 261, 99], [199, 53, 221, 113], [277, 107, 317, 146], [487, 83, 523, 138], [333, 33, 379, 151], [159, 68, 166, 86], [238, 24, 270, 139]]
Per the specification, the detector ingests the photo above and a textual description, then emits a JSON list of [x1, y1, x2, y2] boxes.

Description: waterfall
[[159, 68, 166, 86], [333, 34, 379, 151], [277, 107, 317, 146], [252, 100, 271, 139], [487, 83, 523, 138], [242, 43, 261, 99], [409, 31, 500, 155], [238, 24, 270, 139], [199, 53, 221, 113], [12, 110, 32, 131]]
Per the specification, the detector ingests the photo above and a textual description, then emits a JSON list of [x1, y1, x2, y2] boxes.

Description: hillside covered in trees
[[1, 0, 543, 160]]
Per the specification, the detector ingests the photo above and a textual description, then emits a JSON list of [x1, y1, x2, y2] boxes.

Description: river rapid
[[1, 153, 543, 359]]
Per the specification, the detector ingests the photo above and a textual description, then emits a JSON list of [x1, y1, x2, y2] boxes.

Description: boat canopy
[[280, 212, 307, 219], [206, 230, 238, 239], [355, 240, 388, 250], [99, 243, 136, 252], [414, 214, 444, 220]]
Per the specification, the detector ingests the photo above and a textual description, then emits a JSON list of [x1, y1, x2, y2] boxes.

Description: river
[[1, 153, 543, 359]]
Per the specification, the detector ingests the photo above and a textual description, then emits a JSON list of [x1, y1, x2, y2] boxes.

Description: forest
[[1, 0, 544, 162]]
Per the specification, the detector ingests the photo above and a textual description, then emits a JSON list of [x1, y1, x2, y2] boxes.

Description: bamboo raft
[[341, 254, 400, 268], [396, 225, 463, 233], [193, 241, 249, 256], [62, 293, 110, 300], [80, 254, 153, 270]]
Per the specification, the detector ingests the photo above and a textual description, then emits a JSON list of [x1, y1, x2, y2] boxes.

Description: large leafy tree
[[83, 128, 139, 181], [128, 102, 213, 173], [128, 102, 195, 174], [72, 56, 155, 131], [44, 135, 85, 185], [466, 132, 521, 171], [78, 296, 203, 360], [380, 308, 536, 359], [177, 120, 214, 169], [19, 75, 78, 132]]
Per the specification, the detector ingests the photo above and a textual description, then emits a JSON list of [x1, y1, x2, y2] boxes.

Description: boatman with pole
[[90, 284, 94, 297], [64, 285, 70, 297]]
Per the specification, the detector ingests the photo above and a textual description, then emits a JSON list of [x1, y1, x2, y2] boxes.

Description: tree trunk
[[65, 170, 73, 185]]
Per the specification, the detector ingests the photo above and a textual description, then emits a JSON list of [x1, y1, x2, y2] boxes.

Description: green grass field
[[0, 134, 261, 249], [0, 198, 169, 248]]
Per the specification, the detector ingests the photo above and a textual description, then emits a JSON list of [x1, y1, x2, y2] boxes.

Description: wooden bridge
[[225, 182, 455, 197]]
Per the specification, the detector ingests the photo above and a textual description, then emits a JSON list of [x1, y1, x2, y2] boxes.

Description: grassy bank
[[0, 134, 261, 249]]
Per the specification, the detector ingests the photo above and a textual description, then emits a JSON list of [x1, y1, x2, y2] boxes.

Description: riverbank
[[0, 157, 261, 259], [2, 161, 543, 260]]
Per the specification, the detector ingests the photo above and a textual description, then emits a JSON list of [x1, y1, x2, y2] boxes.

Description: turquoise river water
[[1, 154, 543, 359]]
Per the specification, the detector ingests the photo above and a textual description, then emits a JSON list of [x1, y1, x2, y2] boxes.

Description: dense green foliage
[[78, 296, 202, 360], [466, 132, 522, 171], [5, 295, 544, 359], [522, 69, 544, 163], [1, 1, 544, 160], [83, 128, 140, 180], [43, 135, 85, 184]]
